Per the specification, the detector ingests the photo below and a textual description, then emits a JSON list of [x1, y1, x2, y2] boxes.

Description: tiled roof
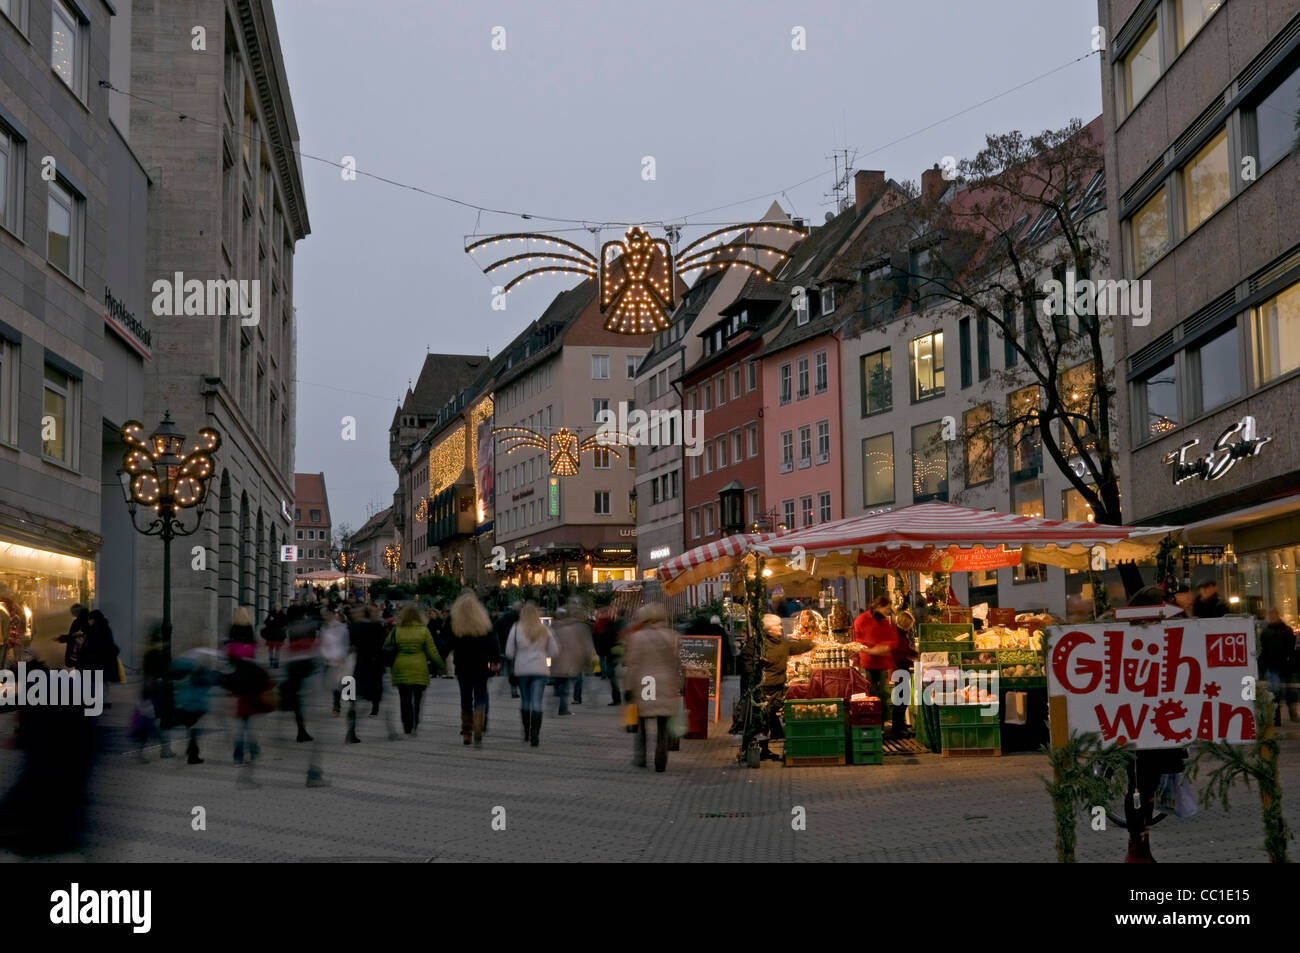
[[294, 472, 331, 523]]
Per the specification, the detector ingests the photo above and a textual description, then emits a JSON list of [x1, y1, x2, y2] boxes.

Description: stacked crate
[[848, 725, 883, 765], [784, 698, 847, 766]]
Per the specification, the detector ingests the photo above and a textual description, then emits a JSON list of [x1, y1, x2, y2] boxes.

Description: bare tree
[[857, 119, 1122, 523]]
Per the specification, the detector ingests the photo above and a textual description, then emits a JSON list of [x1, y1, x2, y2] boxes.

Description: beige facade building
[[1099, 0, 1300, 619]]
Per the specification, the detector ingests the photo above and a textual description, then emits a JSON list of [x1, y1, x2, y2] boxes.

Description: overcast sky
[[275, 0, 1102, 535]]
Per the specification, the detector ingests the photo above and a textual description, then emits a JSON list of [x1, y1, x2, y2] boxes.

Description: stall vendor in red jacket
[[854, 595, 899, 715]]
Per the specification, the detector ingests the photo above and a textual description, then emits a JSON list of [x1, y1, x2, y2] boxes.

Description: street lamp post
[[118, 413, 221, 665]]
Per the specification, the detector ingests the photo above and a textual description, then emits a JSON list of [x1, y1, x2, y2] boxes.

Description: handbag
[[381, 632, 398, 668], [115, 657, 127, 684], [667, 703, 688, 739]]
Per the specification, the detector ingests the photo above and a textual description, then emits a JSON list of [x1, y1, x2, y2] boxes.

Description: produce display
[[786, 701, 843, 720]]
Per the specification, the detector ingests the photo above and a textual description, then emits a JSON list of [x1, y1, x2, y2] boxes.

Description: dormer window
[[820, 287, 835, 315]]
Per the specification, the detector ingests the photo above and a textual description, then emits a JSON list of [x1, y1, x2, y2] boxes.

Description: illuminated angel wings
[[466, 222, 806, 334], [492, 426, 629, 477]]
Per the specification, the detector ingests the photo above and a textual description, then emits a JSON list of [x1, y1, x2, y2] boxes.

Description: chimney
[[854, 169, 886, 214], [922, 165, 946, 203]]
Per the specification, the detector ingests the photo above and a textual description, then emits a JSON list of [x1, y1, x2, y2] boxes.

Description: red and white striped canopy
[[751, 503, 1176, 573], [657, 531, 785, 594]]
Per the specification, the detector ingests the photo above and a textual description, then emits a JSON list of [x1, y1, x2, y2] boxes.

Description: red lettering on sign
[[1094, 702, 1149, 742], [1206, 632, 1249, 668]]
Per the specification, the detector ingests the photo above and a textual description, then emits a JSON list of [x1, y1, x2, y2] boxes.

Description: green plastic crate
[[785, 734, 847, 760], [919, 622, 975, 643], [785, 698, 846, 722], [940, 723, 1000, 751], [785, 719, 847, 741], [850, 746, 883, 765]]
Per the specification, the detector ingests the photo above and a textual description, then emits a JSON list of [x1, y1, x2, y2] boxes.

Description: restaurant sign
[[104, 287, 152, 359], [1161, 415, 1270, 485], [1047, 618, 1256, 750]]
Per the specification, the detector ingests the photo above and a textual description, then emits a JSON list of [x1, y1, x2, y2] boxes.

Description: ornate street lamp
[[118, 413, 221, 663]]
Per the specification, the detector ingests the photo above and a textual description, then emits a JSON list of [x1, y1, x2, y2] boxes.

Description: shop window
[[1250, 279, 1300, 385], [1138, 359, 1178, 440], [911, 421, 947, 503], [1129, 186, 1170, 274], [860, 347, 892, 416], [1121, 19, 1160, 116], [863, 434, 894, 507], [42, 362, 78, 466], [1250, 57, 1300, 174], [1183, 128, 1229, 233], [1194, 323, 1241, 414], [910, 331, 944, 402], [963, 404, 993, 487], [1176, 0, 1221, 52], [1062, 487, 1096, 523]]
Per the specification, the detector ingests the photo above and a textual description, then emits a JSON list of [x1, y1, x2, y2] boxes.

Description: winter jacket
[[261, 610, 288, 644], [551, 618, 595, 678], [319, 620, 350, 664], [389, 624, 442, 686], [505, 623, 558, 677], [759, 636, 815, 689], [1259, 621, 1296, 674], [622, 624, 681, 716], [78, 623, 120, 681], [450, 632, 501, 681]]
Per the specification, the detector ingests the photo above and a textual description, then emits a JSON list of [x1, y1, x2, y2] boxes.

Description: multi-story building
[[292, 472, 331, 579], [491, 281, 645, 584], [350, 505, 396, 581], [388, 352, 491, 582], [1, 0, 152, 666], [1099, 0, 1300, 620], [120, 0, 309, 649], [760, 172, 902, 539], [633, 204, 798, 578], [840, 150, 1109, 619]]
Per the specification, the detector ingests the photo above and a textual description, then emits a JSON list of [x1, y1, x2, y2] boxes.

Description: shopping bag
[[667, 703, 688, 739], [116, 657, 127, 684], [623, 702, 639, 727], [1156, 772, 1198, 819]]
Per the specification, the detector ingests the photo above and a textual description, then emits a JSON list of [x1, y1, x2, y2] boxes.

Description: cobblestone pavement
[[2, 674, 1296, 863]]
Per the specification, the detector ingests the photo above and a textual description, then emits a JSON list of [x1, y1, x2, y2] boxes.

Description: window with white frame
[[731, 368, 741, 398], [47, 178, 82, 280], [592, 448, 610, 469], [592, 354, 610, 379], [704, 505, 715, 535], [691, 507, 701, 539], [819, 492, 831, 523], [594, 491, 610, 515], [704, 441, 713, 473], [780, 363, 792, 404], [782, 499, 795, 529], [0, 124, 22, 235], [816, 420, 830, 462], [51, 1, 84, 98], [814, 351, 828, 393], [797, 358, 809, 399], [0, 337, 17, 444], [626, 354, 640, 379], [800, 495, 814, 527], [731, 429, 742, 463], [780, 430, 793, 471], [747, 423, 758, 457], [716, 436, 727, 468], [716, 374, 726, 404], [747, 361, 757, 391], [592, 397, 609, 422], [820, 287, 835, 315], [42, 361, 79, 466], [747, 489, 760, 525], [798, 425, 811, 467]]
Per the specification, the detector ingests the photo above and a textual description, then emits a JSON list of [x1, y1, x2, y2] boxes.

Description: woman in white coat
[[505, 602, 558, 747]]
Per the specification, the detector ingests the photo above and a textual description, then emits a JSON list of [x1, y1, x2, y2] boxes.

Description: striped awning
[[751, 503, 1178, 573], [657, 531, 786, 595]]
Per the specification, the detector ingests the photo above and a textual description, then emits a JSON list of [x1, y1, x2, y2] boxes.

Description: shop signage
[[598, 545, 633, 556], [857, 545, 1020, 573], [1185, 544, 1226, 557], [280, 545, 299, 562], [1046, 618, 1257, 750], [619, 529, 636, 537], [1161, 416, 1271, 485], [649, 546, 672, 561], [512, 487, 535, 503], [548, 477, 559, 516], [281, 499, 293, 523], [104, 287, 152, 359]]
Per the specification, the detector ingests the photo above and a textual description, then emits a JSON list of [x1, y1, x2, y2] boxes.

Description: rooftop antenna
[[822, 146, 858, 213]]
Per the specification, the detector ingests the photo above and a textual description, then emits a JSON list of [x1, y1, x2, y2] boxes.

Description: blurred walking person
[[134, 638, 176, 762], [56, 604, 90, 669], [319, 609, 351, 717], [505, 602, 557, 747], [551, 602, 595, 716], [387, 605, 443, 736], [171, 647, 217, 763], [78, 610, 121, 707], [450, 590, 499, 746], [348, 603, 387, 727], [1260, 608, 1298, 726], [494, 600, 522, 698], [592, 606, 623, 706], [282, 605, 321, 743], [225, 608, 273, 785], [622, 603, 681, 772], [261, 606, 287, 668]]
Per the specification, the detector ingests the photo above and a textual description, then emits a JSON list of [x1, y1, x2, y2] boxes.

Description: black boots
[[461, 711, 473, 745], [472, 706, 486, 747], [529, 711, 542, 746], [521, 709, 531, 742]]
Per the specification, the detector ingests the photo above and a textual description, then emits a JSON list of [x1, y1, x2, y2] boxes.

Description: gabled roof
[[490, 281, 597, 389], [294, 473, 331, 523], [352, 505, 394, 543], [635, 270, 726, 377]]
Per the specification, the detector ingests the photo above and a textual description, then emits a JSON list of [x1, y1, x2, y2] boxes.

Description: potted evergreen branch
[[1041, 729, 1133, 862]]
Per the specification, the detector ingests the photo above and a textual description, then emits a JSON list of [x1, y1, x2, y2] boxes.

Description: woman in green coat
[[388, 605, 443, 736]]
